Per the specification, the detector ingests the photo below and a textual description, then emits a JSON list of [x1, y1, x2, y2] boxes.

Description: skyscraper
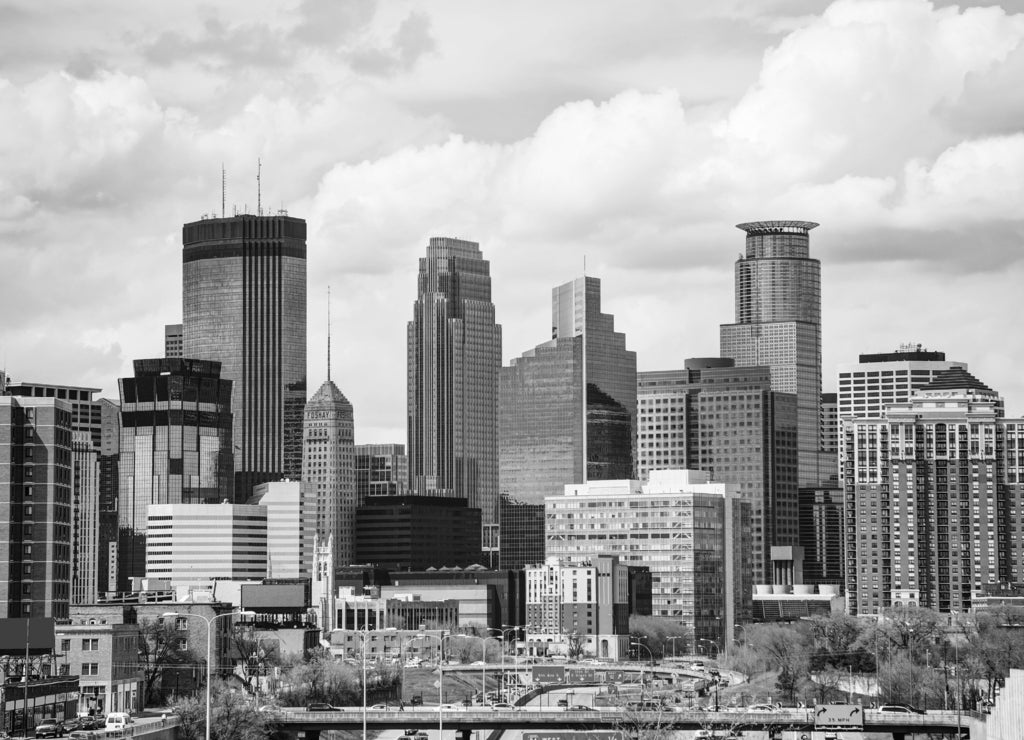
[[636, 359, 799, 585], [0, 396, 73, 618], [354, 443, 408, 503], [837, 345, 967, 419], [407, 237, 501, 552], [71, 431, 100, 605], [499, 276, 636, 568], [842, 368, 1024, 614], [116, 358, 233, 590], [302, 380, 355, 570], [720, 221, 822, 488], [182, 214, 307, 498]]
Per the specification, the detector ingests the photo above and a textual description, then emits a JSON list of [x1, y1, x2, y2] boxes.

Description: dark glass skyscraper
[[407, 237, 501, 552], [116, 358, 233, 590], [182, 214, 307, 499], [720, 221, 822, 488], [499, 276, 636, 569]]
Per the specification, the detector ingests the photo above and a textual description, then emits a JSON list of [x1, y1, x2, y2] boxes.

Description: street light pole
[[417, 632, 446, 739], [163, 609, 255, 740], [630, 641, 653, 695]]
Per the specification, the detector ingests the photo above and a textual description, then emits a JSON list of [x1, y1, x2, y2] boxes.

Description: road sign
[[525, 732, 625, 740], [532, 666, 566, 684], [567, 668, 597, 683], [814, 703, 864, 730]]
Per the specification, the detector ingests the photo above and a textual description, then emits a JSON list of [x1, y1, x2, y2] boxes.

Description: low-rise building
[[56, 615, 142, 716]]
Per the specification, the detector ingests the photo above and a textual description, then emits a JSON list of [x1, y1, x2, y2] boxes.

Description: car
[[489, 702, 515, 710], [410, 695, 423, 706], [61, 719, 82, 733], [746, 704, 776, 712], [708, 668, 720, 677], [369, 703, 389, 710], [103, 713, 133, 732], [34, 719, 65, 739], [68, 732, 99, 740], [568, 705, 593, 711], [556, 699, 569, 707], [718, 677, 731, 687], [691, 661, 706, 670], [878, 704, 925, 714], [471, 660, 486, 666], [438, 703, 462, 711], [305, 703, 339, 711]]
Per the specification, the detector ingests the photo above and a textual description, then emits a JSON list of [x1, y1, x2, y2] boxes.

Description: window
[[82, 638, 99, 651], [177, 639, 188, 651], [61, 639, 71, 652], [175, 617, 189, 632], [81, 663, 99, 676]]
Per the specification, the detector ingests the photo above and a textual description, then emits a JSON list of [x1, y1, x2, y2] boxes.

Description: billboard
[[814, 704, 864, 730], [0, 618, 55, 656], [240, 583, 309, 611], [532, 665, 566, 684]]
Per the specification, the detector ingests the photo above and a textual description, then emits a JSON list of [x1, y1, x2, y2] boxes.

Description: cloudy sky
[[2, 0, 1023, 443]]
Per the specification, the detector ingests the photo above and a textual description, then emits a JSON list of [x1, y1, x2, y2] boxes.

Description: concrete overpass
[[276, 707, 981, 739]]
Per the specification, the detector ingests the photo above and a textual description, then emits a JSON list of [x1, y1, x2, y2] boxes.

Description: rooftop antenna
[[221, 164, 226, 218], [257, 158, 262, 216], [583, 254, 587, 276], [327, 286, 332, 383]]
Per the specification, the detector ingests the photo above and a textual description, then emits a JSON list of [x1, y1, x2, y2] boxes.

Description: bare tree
[[138, 618, 200, 706]]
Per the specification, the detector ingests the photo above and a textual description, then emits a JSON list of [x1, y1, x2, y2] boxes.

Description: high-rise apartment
[[164, 324, 183, 359], [837, 345, 967, 419], [499, 276, 636, 568], [407, 237, 501, 552], [302, 380, 355, 569], [842, 368, 1024, 614], [546, 470, 751, 649], [720, 221, 822, 488], [354, 444, 408, 503], [0, 396, 73, 618], [182, 214, 307, 498], [116, 358, 233, 590], [636, 359, 799, 585]]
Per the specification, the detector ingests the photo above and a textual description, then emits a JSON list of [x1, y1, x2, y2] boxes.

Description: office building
[[302, 380, 355, 569], [182, 213, 307, 498], [546, 470, 751, 650], [636, 359, 799, 585], [837, 345, 967, 419], [499, 276, 636, 568], [498, 496, 546, 571], [525, 555, 630, 659], [388, 567, 526, 629], [71, 431, 100, 605], [164, 324, 183, 359], [97, 399, 120, 597], [249, 481, 314, 580], [798, 486, 845, 589], [0, 397, 73, 619], [5, 381, 104, 448], [842, 368, 1024, 614], [720, 221, 822, 488], [146, 502, 268, 584], [355, 496, 482, 570], [407, 237, 501, 553], [117, 358, 233, 590], [355, 443, 408, 502]]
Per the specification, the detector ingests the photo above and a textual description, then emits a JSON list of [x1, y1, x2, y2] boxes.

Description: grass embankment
[[399, 668, 501, 705]]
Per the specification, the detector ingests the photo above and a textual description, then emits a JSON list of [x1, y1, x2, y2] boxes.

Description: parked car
[[305, 703, 339, 711], [34, 718, 65, 739], [103, 713, 133, 732]]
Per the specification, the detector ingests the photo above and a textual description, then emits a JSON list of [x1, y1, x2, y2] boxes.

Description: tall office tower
[[720, 221, 822, 488], [354, 443, 408, 503], [164, 324, 183, 359], [0, 396, 73, 618], [302, 380, 355, 570], [71, 432, 100, 604], [843, 368, 1024, 615], [636, 359, 799, 585], [546, 470, 750, 649], [182, 214, 307, 499], [97, 399, 120, 596], [499, 275, 636, 569], [146, 502, 268, 585], [837, 345, 967, 419], [407, 237, 501, 553], [498, 496, 546, 570], [116, 358, 234, 591], [249, 481, 314, 579], [798, 486, 845, 589]]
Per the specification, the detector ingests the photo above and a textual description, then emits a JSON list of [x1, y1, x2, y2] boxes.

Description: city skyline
[[1, 0, 1023, 445]]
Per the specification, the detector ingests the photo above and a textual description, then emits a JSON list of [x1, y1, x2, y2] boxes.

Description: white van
[[105, 712, 134, 732]]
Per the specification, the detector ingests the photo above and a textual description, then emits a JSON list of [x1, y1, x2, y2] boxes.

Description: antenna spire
[[221, 164, 226, 218], [257, 158, 262, 216], [327, 286, 332, 383]]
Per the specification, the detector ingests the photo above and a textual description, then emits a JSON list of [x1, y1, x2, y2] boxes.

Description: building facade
[[355, 496, 483, 570], [636, 359, 799, 585], [56, 616, 143, 716], [302, 380, 355, 569], [546, 470, 751, 650], [71, 432, 100, 605], [0, 397, 73, 618], [146, 502, 268, 584], [249, 481, 314, 580], [407, 237, 501, 554], [116, 358, 233, 590], [182, 214, 307, 498], [842, 368, 1024, 614], [499, 276, 636, 569], [720, 221, 822, 488], [354, 444, 408, 502], [164, 324, 183, 359]]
